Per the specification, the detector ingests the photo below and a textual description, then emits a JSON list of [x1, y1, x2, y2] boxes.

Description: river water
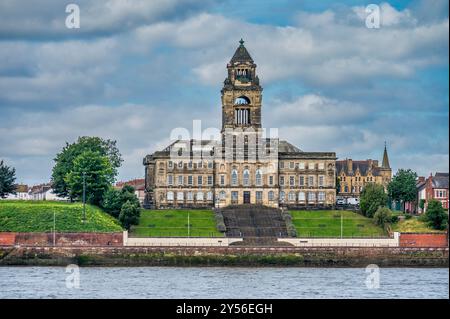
[[0, 267, 448, 299]]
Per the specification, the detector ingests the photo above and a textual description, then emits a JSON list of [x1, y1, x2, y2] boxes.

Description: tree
[[51, 136, 122, 199], [388, 169, 418, 212], [419, 199, 426, 211], [64, 151, 114, 205], [0, 160, 17, 198], [360, 183, 388, 218], [424, 200, 448, 230], [102, 186, 140, 218], [373, 207, 392, 229], [119, 200, 141, 230]]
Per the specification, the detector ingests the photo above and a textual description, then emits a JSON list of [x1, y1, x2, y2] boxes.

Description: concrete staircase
[[217, 205, 290, 246]]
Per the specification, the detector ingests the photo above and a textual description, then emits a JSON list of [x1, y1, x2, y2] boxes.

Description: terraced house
[[143, 40, 337, 209]]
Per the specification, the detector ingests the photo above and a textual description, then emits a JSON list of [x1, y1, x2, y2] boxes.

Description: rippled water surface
[[0, 267, 448, 299]]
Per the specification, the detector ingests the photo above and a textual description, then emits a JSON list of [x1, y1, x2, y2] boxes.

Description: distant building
[[115, 179, 146, 205], [417, 173, 449, 213], [29, 184, 67, 201], [336, 145, 392, 198], [4, 184, 29, 200]]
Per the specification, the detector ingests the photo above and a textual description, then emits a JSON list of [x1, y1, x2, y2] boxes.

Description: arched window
[[243, 169, 250, 186], [234, 96, 250, 105], [231, 169, 238, 186], [167, 191, 174, 201], [255, 169, 262, 186]]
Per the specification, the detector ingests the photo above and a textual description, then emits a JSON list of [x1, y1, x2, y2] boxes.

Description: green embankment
[[0, 200, 122, 232], [290, 210, 386, 237], [130, 209, 223, 237]]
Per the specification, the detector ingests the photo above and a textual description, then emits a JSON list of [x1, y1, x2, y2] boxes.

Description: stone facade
[[144, 40, 336, 209], [336, 146, 392, 198]]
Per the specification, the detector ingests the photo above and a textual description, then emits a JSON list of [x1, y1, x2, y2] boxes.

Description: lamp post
[[188, 211, 190, 238], [82, 172, 86, 223]]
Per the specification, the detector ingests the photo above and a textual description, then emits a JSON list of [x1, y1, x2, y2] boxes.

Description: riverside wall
[[0, 246, 447, 267]]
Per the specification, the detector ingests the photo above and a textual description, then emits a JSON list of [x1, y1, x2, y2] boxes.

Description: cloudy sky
[[0, 0, 448, 185]]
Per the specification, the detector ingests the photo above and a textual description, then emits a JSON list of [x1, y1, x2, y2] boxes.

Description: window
[[243, 169, 250, 186], [178, 175, 183, 186], [178, 161, 183, 168], [187, 191, 193, 201], [207, 175, 213, 185], [188, 161, 193, 169], [280, 191, 285, 201], [279, 162, 284, 169], [167, 175, 173, 186], [268, 191, 274, 201], [188, 175, 193, 186], [197, 161, 203, 169], [220, 175, 225, 186], [168, 161, 173, 169], [318, 175, 324, 187], [177, 192, 184, 201], [288, 191, 296, 201], [231, 191, 238, 202], [167, 191, 174, 201], [308, 176, 314, 187], [219, 191, 226, 200], [318, 162, 325, 170], [289, 162, 295, 169], [197, 192, 204, 201], [299, 175, 305, 186], [318, 192, 325, 201], [269, 175, 274, 186], [256, 191, 263, 201], [299, 162, 305, 169], [235, 108, 250, 125], [207, 191, 213, 201], [289, 176, 295, 186], [308, 192, 316, 201], [207, 161, 213, 169], [298, 192, 305, 201], [231, 169, 238, 186], [279, 176, 285, 186], [256, 169, 262, 186]]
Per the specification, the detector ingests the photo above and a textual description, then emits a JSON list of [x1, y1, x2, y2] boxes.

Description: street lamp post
[[82, 172, 86, 223]]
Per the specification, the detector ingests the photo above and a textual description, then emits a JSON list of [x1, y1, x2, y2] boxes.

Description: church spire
[[382, 142, 390, 169]]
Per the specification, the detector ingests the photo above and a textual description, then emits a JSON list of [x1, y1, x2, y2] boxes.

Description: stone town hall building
[[143, 40, 337, 209]]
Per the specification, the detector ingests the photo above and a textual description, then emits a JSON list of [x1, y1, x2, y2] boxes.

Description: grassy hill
[[0, 200, 122, 232], [391, 217, 443, 233], [130, 209, 223, 237], [290, 210, 386, 237]]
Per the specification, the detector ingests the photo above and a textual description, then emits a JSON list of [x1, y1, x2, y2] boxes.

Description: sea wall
[[0, 246, 447, 267], [0, 232, 123, 246], [125, 236, 243, 246], [280, 232, 399, 247]]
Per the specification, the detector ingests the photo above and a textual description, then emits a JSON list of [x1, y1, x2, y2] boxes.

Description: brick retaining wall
[[399, 233, 448, 247]]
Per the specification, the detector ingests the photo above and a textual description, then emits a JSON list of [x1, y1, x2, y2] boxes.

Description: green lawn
[[0, 200, 122, 232], [290, 210, 386, 237], [130, 209, 223, 237]]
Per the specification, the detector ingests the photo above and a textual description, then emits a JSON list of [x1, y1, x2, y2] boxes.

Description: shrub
[[390, 215, 399, 224], [119, 200, 140, 230], [404, 214, 412, 220], [214, 211, 226, 233], [373, 207, 392, 229], [424, 200, 448, 230], [281, 211, 297, 237], [360, 183, 388, 218]]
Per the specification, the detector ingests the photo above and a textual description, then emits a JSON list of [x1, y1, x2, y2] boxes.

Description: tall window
[[197, 192, 204, 201], [178, 175, 183, 186], [298, 192, 305, 201], [279, 176, 285, 186], [197, 175, 203, 185], [187, 192, 193, 201], [219, 191, 226, 200], [167, 191, 174, 201], [207, 191, 213, 201], [269, 175, 274, 186], [231, 169, 238, 186], [308, 192, 316, 201], [318, 192, 325, 201], [177, 192, 184, 201], [280, 191, 285, 202], [288, 191, 296, 201], [299, 175, 305, 186], [255, 169, 262, 186], [268, 191, 274, 201], [188, 175, 193, 185], [308, 176, 314, 187], [243, 169, 250, 186], [289, 176, 295, 186], [318, 175, 324, 187], [235, 108, 250, 125], [167, 175, 173, 186], [207, 175, 213, 185], [220, 175, 225, 186]]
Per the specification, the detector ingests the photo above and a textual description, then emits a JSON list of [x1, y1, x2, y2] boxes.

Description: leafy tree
[[388, 169, 418, 212], [0, 160, 17, 198], [424, 200, 448, 230], [64, 151, 114, 205], [51, 136, 122, 199], [419, 199, 426, 211], [373, 207, 392, 229], [102, 186, 140, 218], [119, 200, 140, 230], [360, 183, 388, 218]]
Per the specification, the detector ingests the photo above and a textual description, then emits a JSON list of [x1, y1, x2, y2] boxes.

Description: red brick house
[[421, 172, 449, 212], [115, 179, 145, 205]]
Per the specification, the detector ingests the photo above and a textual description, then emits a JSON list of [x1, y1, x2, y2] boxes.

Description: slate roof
[[230, 39, 254, 64], [432, 172, 449, 189], [336, 160, 383, 176]]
